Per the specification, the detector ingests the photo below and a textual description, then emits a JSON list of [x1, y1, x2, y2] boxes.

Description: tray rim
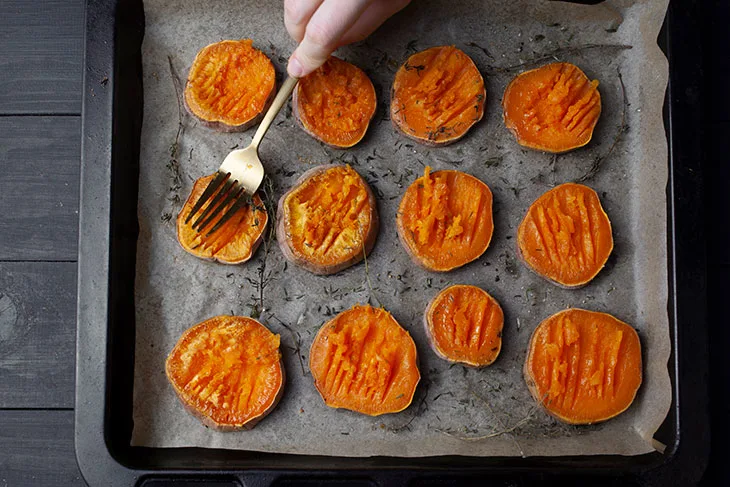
[[74, 0, 709, 485]]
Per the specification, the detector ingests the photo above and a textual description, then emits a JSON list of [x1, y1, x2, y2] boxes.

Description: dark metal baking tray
[[75, 0, 709, 485]]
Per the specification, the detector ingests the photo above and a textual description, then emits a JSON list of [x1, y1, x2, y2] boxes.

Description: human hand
[[285, 0, 411, 78]]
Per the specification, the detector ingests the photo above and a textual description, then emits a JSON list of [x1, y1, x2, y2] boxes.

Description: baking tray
[[75, 0, 709, 485]]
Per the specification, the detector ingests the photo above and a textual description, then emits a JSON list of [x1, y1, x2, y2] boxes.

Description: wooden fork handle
[[251, 76, 299, 149]]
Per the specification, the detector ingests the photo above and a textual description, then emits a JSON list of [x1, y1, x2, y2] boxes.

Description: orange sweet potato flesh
[[424, 285, 504, 367], [397, 167, 493, 272], [293, 57, 377, 148], [503, 62, 601, 153], [276, 164, 379, 275], [517, 183, 612, 288], [309, 305, 420, 416], [391, 46, 485, 146], [524, 308, 642, 424], [184, 40, 276, 131], [177, 174, 268, 264], [166, 315, 285, 430]]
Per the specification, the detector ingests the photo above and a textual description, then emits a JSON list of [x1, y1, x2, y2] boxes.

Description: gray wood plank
[[0, 410, 85, 486], [0, 116, 80, 261], [0, 0, 84, 114], [0, 262, 76, 408]]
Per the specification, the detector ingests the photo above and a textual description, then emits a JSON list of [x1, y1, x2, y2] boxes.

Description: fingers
[[284, 0, 323, 43], [288, 0, 371, 78], [336, 0, 411, 47]]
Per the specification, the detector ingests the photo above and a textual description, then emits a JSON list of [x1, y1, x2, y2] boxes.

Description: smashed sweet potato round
[[424, 285, 504, 367], [517, 183, 612, 288], [391, 46, 486, 146], [502, 62, 601, 153], [177, 174, 268, 264], [396, 167, 493, 272], [276, 164, 379, 275], [309, 304, 420, 416], [293, 57, 377, 148], [184, 39, 276, 132], [166, 315, 285, 430], [524, 308, 642, 425]]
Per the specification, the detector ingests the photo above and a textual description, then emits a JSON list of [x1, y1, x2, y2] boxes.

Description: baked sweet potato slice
[[184, 39, 276, 132], [396, 167, 493, 272], [502, 62, 601, 153], [309, 304, 420, 416], [524, 308, 642, 425], [517, 183, 612, 288], [391, 46, 485, 146], [276, 164, 379, 275], [177, 174, 268, 264], [166, 315, 285, 430], [424, 285, 504, 367], [293, 57, 377, 148]]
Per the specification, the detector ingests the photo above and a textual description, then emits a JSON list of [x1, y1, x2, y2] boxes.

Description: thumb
[[287, 0, 370, 77]]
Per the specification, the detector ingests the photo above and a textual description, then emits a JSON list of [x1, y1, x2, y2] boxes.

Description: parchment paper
[[132, 0, 672, 457]]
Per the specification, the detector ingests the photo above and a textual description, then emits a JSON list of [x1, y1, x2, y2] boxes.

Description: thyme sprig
[[575, 68, 628, 182], [247, 176, 277, 320], [436, 390, 544, 457], [485, 44, 632, 75], [272, 315, 307, 377], [362, 242, 381, 307], [162, 55, 185, 222]]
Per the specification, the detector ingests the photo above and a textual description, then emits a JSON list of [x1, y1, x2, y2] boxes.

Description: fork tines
[[185, 170, 248, 238]]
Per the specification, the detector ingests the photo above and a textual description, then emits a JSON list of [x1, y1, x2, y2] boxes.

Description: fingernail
[[288, 57, 304, 78]]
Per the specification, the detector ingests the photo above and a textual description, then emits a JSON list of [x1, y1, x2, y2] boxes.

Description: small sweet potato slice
[[276, 164, 379, 275], [524, 308, 642, 425], [166, 315, 285, 430], [517, 183, 612, 288], [177, 174, 268, 264], [391, 46, 486, 146], [309, 304, 420, 416], [502, 62, 601, 153], [424, 285, 504, 367], [293, 57, 377, 148], [184, 39, 276, 132], [396, 166, 494, 272]]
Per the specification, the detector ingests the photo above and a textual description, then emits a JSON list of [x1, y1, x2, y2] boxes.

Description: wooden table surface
[[0, 1, 727, 486]]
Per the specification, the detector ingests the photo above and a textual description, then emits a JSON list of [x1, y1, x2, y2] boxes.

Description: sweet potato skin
[[176, 175, 268, 265], [423, 285, 503, 367], [502, 62, 601, 153], [169, 358, 286, 431], [395, 169, 493, 272], [309, 305, 421, 416], [523, 308, 642, 425], [276, 164, 379, 275], [183, 40, 276, 132], [390, 46, 486, 147], [292, 57, 376, 148], [165, 316, 286, 431], [516, 183, 613, 288], [184, 89, 274, 133]]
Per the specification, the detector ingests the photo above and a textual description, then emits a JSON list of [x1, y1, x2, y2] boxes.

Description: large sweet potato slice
[[166, 315, 285, 430], [184, 39, 276, 132], [524, 308, 642, 425], [293, 57, 377, 148], [309, 304, 420, 416], [396, 167, 493, 272], [391, 46, 485, 146], [517, 182, 612, 288], [424, 284, 504, 367], [276, 164, 379, 275], [502, 62, 601, 153], [177, 174, 268, 264]]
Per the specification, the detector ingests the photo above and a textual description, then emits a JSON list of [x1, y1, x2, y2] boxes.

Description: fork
[[185, 75, 299, 237]]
